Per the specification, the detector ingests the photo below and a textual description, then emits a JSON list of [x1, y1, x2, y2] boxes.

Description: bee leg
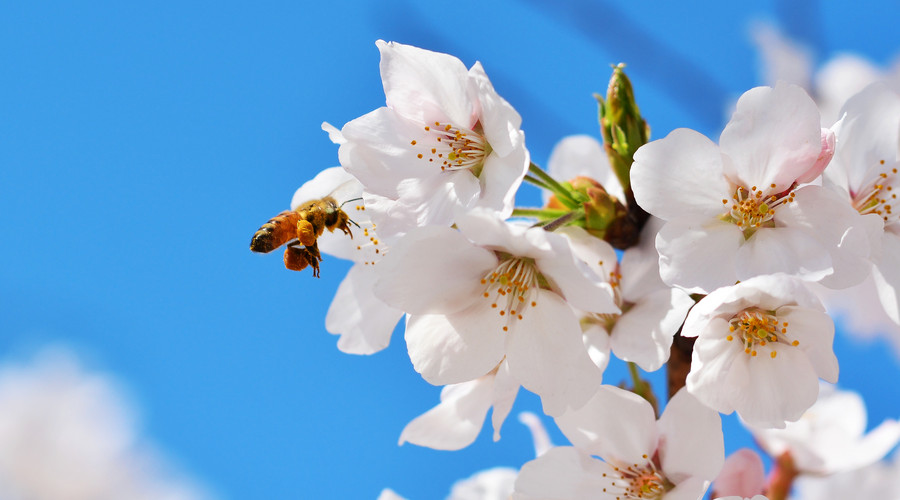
[[297, 219, 317, 247], [283, 244, 309, 272], [305, 242, 322, 278]]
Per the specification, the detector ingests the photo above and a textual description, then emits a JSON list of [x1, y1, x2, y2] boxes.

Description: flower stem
[[628, 362, 659, 416], [765, 451, 799, 500], [527, 162, 581, 208], [512, 207, 571, 219]]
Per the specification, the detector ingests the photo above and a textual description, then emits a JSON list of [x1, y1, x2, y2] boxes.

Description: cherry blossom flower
[[448, 468, 519, 500], [683, 275, 839, 428], [631, 83, 879, 293], [374, 210, 617, 416], [561, 220, 694, 372], [513, 387, 724, 500], [821, 83, 900, 336], [338, 41, 529, 240], [711, 449, 766, 500], [290, 166, 404, 355], [746, 383, 900, 474]]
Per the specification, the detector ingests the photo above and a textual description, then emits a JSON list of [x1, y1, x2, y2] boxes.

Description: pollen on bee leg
[[297, 219, 316, 246]]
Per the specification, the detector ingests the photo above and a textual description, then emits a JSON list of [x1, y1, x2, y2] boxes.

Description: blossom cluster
[[261, 40, 900, 499]]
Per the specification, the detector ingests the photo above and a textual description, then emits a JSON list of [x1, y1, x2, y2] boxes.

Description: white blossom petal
[[657, 389, 724, 484], [632, 128, 732, 221], [555, 385, 657, 464], [719, 83, 822, 190], [505, 292, 601, 416], [398, 376, 493, 451], [405, 308, 506, 386], [325, 264, 403, 354]]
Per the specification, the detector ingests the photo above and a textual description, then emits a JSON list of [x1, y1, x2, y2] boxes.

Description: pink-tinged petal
[[611, 289, 693, 372], [582, 323, 611, 374], [505, 292, 602, 416], [546, 135, 624, 205], [712, 449, 766, 499], [734, 227, 832, 284], [656, 220, 744, 293], [377, 40, 475, 127], [513, 447, 610, 500], [632, 129, 731, 221], [537, 236, 619, 315], [405, 308, 506, 386], [658, 389, 724, 483], [339, 107, 439, 198], [325, 264, 403, 355], [873, 233, 900, 324], [476, 139, 529, 219], [727, 347, 820, 428], [686, 322, 739, 414], [469, 61, 523, 158], [776, 306, 838, 383], [398, 376, 493, 451], [555, 385, 657, 463], [719, 83, 822, 191], [490, 360, 520, 442], [375, 225, 496, 315], [797, 128, 836, 183], [830, 82, 900, 192], [663, 477, 711, 500]]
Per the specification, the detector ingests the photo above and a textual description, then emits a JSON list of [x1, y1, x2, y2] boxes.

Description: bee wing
[[330, 178, 364, 206], [291, 167, 360, 210]]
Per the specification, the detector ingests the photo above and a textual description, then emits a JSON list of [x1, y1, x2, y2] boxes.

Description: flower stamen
[[417, 121, 489, 174]]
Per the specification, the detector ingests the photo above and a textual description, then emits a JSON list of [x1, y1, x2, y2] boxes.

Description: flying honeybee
[[250, 192, 359, 277]]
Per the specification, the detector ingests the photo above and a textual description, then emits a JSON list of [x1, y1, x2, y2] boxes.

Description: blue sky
[[2, 1, 899, 498]]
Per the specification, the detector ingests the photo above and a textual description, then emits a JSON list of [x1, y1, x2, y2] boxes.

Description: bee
[[250, 195, 357, 277]]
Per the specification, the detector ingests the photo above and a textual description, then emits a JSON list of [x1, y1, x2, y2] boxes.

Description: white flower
[[0, 349, 211, 500], [683, 275, 839, 428], [338, 41, 529, 240], [632, 83, 876, 293], [513, 387, 724, 500], [374, 210, 617, 416], [561, 219, 694, 372], [747, 383, 900, 474], [290, 166, 404, 354], [821, 83, 900, 334]]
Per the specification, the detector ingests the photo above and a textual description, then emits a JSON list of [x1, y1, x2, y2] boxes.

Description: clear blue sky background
[[2, 1, 899, 498]]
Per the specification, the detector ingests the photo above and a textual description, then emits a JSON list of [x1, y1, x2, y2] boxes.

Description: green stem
[[528, 163, 580, 208], [628, 362, 659, 416], [512, 207, 571, 219]]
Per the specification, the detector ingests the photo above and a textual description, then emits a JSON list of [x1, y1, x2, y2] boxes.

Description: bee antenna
[[340, 197, 364, 208]]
